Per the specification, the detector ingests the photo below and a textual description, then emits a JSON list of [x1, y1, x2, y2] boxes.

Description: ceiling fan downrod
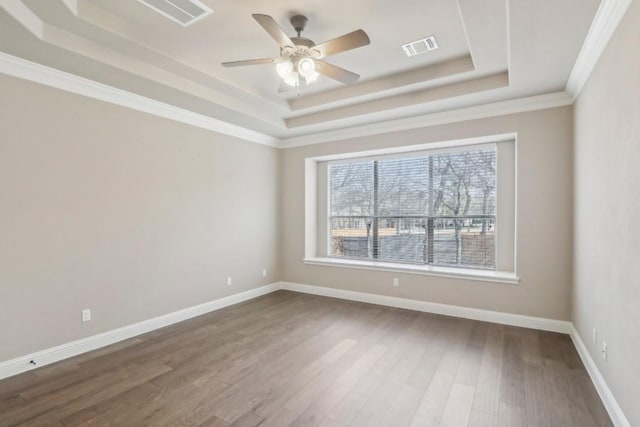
[[290, 14, 308, 38]]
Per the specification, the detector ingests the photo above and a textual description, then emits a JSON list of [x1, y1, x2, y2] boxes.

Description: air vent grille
[[137, 0, 212, 26], [402, 36, 439, 57]]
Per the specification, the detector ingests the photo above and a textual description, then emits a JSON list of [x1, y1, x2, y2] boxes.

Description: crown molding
[[0, 52, 280, 147], [0, 52, 580, 151], [0, 52, 572, 148], [566, 0, 632, 100], [279, 91, 573, 149], [0, 50, 574, 150]]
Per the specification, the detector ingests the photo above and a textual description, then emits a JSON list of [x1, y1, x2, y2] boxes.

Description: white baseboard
[[0, 280, 569, 381], [570, 326, 630, 427], [278, 282, 572, 334], [0, 283, 279, 381], [0, 280, 629, 427]]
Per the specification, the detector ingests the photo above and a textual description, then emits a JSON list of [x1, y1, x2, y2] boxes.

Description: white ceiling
[[0, 0, 601, 139]]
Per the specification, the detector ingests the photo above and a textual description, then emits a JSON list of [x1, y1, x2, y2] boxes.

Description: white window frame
[[303, 133, 519, 284]]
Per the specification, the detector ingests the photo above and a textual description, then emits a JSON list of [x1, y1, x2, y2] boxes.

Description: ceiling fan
[[222, 14, 370, 89]]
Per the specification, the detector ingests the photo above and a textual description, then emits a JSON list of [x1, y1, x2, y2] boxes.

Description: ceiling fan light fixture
[[277, 57, 318, 87], [305, 70, 319, 83], [222, 14, 370, 90], [277, 60, 299, 87], [276, 60, 294, 79], [297, 57, 316, 78]]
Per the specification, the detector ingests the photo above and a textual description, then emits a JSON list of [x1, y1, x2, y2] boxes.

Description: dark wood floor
[[0, 291, 612, 427]]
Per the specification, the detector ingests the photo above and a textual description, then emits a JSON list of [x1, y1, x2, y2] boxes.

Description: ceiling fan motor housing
[[290, 14, 308, 36], [281, 37, 320, 63], [286, 15, 319, 58]]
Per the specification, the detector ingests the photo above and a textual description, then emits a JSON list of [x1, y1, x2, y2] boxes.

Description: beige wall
[[0, 74, 281, 362], [282, 106, 574, 320], [573, 2, 640, 425]]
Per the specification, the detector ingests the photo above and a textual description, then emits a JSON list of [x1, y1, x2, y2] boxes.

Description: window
[[329, 145, 497, 270]]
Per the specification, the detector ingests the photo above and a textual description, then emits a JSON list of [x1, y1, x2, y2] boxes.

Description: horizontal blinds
[[329, 146, 497, 270]]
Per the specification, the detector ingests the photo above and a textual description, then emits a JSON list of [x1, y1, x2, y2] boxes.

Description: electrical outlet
[[227, 277, 232, 286], [592, 328, 597, 344], [81, 309, 91, 322], [262, 269, 267, 277], [392, 278, 399, 287], [602, 342, 607, 360]]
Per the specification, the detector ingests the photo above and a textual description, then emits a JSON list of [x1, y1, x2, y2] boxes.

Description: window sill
[[302, 257, 520, 285]]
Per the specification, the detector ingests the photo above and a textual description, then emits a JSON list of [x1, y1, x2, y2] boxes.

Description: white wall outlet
[[262, 269, 267, 278], [392, 278, 399, 287], [592, 328, 597, 344], [81, 309, 91, 322], [602, 342, 607, 360], [227, 277, 232, 286]]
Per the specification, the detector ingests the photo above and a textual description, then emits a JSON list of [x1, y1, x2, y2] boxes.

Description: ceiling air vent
[[137, 0, 212, 26], [402, 36, 438, 57]]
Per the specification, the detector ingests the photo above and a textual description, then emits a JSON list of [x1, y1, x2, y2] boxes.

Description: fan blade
[[316, 61, 360, 84], [222, 58, 282, 67], [313, 29, 370, 58], [252, 14, 294, 47]]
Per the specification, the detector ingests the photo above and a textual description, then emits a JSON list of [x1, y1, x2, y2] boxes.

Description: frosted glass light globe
[[297, 58, 316, 78], [276, 61, 294, 80], [305, 71, 319, 83]]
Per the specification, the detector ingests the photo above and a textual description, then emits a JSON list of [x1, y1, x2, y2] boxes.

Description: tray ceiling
[[0, 0, 601, 140]]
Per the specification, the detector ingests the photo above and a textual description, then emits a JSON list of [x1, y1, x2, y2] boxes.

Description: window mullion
[[372, 160, 379, 259], [427, 155, 434, 265]]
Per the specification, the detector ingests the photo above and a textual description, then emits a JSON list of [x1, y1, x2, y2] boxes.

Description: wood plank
[[405, 316, 449, 389], [283, 340, 357, 415], [438, 383, 475, 427], [408, 372, 455, 427], [228, 411, 263, 427], [290, 383, 350, 427], [468, 409, 498, 427], [497, 401, 526, 427], [454, 322, 489, 387], [498, 332, 526, 407], [318, 418, 346, 427], [132, 379, 230, 425], [524, 362, 553, 427], [60, 382, 162, 426], [258, 407, 299, 427], [324, 311, 419, 425], [348, 316, 436, 426], [253, 305, 405, 421], [471, 323, 504, 415], [13, 362, 172, 426], [379, 384, 425, 427]]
